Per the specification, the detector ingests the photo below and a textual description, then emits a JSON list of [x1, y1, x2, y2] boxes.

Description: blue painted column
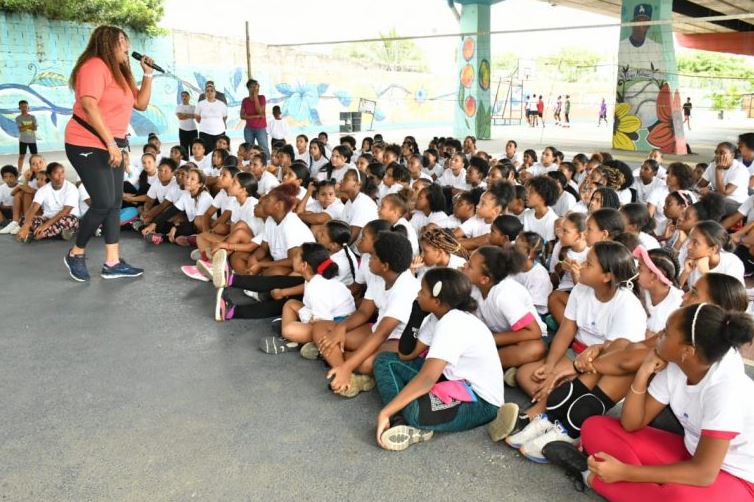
[[452, 1, 501, 140], [614, 0, 686, 153]]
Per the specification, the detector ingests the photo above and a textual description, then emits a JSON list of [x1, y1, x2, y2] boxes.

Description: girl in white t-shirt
[[193, 166, 238, 242], [513, 232, 552, 316], [521, 175, 560, 242], [281, 161, 319, 214], [464, 245, 547, 375], [16, 162, 79, 242], [259, 243, 356, 355], [316, 145, 353, 184], [312, 231, 419, 398], [153, 167, 213, 245], [307, 139, 328, 179], [635, 246, 683, 337], [454, 190, 504, 250], [378, 192, 419, 256], [681, 220, 745, 289], [621, 203, 660, 250], [374, 267, 504, 451], [350, 218, 391, 301], [411, 227, 468, 282], [505, 242, 646, 460], [316, 219, 358, 287], [340, 169, 379, 245], [297, 179, 345, 226], [548, 212, 590, 324], [552, 305, 754, 501], [409, 183, 449, 234], [189, 138, 211, 175], [250, 154, 280, 196]]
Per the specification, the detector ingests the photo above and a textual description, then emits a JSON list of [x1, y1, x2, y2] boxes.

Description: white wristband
[[143, 73, 154, 79]]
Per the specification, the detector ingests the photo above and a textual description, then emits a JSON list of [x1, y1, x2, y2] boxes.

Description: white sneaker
[[1, 221, 20, 234], [505, 413, 552, 449], [196, 259, 213, 281], [243, 289, 260, 300], [520, 420, 577, 464]]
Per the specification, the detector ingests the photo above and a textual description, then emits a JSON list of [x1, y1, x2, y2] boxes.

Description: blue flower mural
[[276, 82, 328, 125]]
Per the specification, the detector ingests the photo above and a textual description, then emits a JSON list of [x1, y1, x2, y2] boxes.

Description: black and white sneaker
[[542, 441, 589, 492], [271, 317, 282, 335]]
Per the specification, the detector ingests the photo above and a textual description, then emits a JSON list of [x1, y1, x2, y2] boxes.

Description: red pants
[[581, 416, 754, 502]]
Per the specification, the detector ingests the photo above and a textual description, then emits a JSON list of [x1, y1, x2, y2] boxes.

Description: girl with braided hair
[[412, 227, 468, 281]]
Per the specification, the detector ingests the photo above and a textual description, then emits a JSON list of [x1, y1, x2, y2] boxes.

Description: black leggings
[[229, 274, 304, 319], [65, 143, 124, 247], [199, 132, 223, 153], [179, 128, 198, 153]]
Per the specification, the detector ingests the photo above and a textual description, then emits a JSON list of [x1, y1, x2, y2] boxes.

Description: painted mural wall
[[614, 0, 686, 153], [0, 12, 454, 155]]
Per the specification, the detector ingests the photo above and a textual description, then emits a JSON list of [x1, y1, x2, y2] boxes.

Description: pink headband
[[633, 245, 672, 287]]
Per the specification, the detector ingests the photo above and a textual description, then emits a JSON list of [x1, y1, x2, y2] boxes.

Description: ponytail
[[423, 268, 477, 312], [476, 245, 525, 284], [301, 242, 340, 280], [678, 304, 754, 364]]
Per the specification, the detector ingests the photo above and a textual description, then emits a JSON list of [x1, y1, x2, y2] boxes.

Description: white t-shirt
[[702, 160, 750, 203], [33, 180, 80, 218], [342, 192, 378, 229], [316, 165, 353, 184], [564, 284, 647, 347], [175, 104, 197, 131], [394, 217, 419, 256], [521, 207, 558, 242], [354, 253, 383, 292], [646, 185, 669, 234], [258, 170, 280, 196], [174, 190, 213, 222], [211, 189, 235, 213], [649, 349, 754, 483], [503, 151, 523, 166], [230, 196, 265, 236], [299, 274, 356, 323], [471, 279, 547, 335], [638, 232, 661, 250], [308, 156, 328, 178], [267, 117, 288, 140], [552, 245, 590, 291], [438, 169, 468, 190], [643, 287, 684, 334], [459, 216, 491, 239], [687, 251, 745, 288], [331, 247, 358, 286], [528, 163, 558, 177], [146, 178, 182, 204], [422, 163, 444, 179], [77, 183, 90, 216], [307, 198, 345, 221], [422, 309, 505, 407], [409, 173, 433, 188], [252, 212, 315, 261], [194, 99, 228, 135], [513, 263, 552, 315], [618, 188, 633, 205], [190, 155, 212, 175], [410, 210, 450, 235], [0, 183, 16, 207], [632, 176, 664, 204], [365, 270, 420, 340], [552, 191, 577, 217], [737, 194, 754, 222]]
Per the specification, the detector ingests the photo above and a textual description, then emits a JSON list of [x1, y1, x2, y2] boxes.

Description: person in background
[[194, 82, 227, 153], [175, 91, 198, 153], [241, 79, 269, 160], [683, 97, 692, 130], [268, 105, 288, 149], [16, 100, 38, 172]]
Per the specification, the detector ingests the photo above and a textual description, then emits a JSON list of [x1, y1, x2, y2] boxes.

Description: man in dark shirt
[[683, 98, 692, 130]]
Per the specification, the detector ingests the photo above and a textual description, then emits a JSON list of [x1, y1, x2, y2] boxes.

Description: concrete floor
[[0, 234, 603, 501]]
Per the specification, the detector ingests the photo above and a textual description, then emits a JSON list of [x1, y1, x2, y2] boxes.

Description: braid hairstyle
[[420, 227, 469, 259], [325, 219, 357, 282]]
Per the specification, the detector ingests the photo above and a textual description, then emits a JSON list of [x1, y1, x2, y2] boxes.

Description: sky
[[160, 0, 622, 73]]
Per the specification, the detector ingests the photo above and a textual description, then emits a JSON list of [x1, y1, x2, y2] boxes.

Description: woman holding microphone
[[64, 25, 154, 282]]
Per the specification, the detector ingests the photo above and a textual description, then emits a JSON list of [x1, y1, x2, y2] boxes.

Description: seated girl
[[350, 219, 391, 302], [373, 268, 505, 451], [340, 169, 379, 245], [379, 191, 419, 256], [680, 220, 744, 289], [446, 188, 481, 230], [454, 189, 506, 250], [412, 227, 467, 281], [512, 232, 552, 318], [489, 214, 523, 247], [464, 245, 547, 381], [545, 304, 754, 501], [311, 231, 419, 398], [316, 145, 353, 184], [507, 242, 646, 459], [194, 165, 239, 239], [138, 158, 183, 229], [620, 203, 660, 250], [260, 243, 356, 355], [520, 175, 559, 243], [547, 212, 590, 324], [16, 162, 80, 242], [409, 183, 449, 234], [296, 179, 344, 226]]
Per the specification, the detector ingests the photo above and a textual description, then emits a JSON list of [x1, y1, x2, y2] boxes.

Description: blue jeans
[[244, 126, 270, 160], [373, 352, 499, 433]]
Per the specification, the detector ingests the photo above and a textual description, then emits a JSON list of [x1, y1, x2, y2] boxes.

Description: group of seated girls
[[153, 131, 753, 500], [4, 131, 753, 501]]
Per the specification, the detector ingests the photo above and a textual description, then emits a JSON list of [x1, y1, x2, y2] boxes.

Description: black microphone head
[[131, 51, 143, 60]]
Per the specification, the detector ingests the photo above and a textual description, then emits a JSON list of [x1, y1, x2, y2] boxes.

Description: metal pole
[[245, 21, 252, 79]]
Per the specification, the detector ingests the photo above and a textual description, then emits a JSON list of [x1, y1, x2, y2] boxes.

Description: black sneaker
[[64, 251, 90, 282], [542, 441, 589, 492], [271, 317, 282, 335], [101, 259, 144, 279]]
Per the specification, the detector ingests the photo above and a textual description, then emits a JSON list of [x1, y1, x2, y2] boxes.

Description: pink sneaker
[[181, 265, 210, 282]]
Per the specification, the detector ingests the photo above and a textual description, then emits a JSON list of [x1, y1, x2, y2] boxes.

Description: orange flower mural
[[647, 83, 686, 154]]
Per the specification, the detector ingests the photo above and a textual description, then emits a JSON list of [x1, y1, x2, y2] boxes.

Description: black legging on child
[[65, 144, 124, 247], [152, 206, 196, 237], [228, 274, 305, 319]]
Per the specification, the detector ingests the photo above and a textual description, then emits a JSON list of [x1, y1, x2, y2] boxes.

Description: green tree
[[491, 51, 519, 76], [332, 28, 427, 72], [0, 0, 165, 34], [537, 47, 603, 83], [677, 52, 754, 80]]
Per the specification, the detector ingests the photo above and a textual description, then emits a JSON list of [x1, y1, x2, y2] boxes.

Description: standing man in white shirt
[[175, 91, 198, 154]]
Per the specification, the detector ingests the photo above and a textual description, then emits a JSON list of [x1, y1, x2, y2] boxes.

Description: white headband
[[691, 303, 707, 347]]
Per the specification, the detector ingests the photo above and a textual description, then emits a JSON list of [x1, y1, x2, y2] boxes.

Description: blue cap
[[633, 3, 652, 19]]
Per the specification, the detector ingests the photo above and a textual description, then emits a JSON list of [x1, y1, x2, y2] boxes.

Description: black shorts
[[538, 112, 543, 117], [19, 142, 37, 155], [1, 207, 12, 220]]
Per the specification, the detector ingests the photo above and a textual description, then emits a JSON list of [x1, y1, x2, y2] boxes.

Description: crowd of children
[[2, 127, 754, 501]]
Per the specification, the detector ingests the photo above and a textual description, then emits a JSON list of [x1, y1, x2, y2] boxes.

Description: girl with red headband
[[260, 243, 355, 355]]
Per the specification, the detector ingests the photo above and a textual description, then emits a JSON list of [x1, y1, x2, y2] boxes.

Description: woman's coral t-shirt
[[65, 57, 136, 149]]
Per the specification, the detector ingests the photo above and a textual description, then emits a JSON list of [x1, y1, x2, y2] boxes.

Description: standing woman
[[64, 25, 154, 282], [194, 82, 227, 153], [240, 79, 269, 161]]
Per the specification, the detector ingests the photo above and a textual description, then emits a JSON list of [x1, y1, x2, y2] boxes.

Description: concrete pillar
[[614, 0, 686, 153], [453, 1, 499, 140]]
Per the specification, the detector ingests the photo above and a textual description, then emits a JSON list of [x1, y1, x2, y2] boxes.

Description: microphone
[[131, 51, 164, 73]]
